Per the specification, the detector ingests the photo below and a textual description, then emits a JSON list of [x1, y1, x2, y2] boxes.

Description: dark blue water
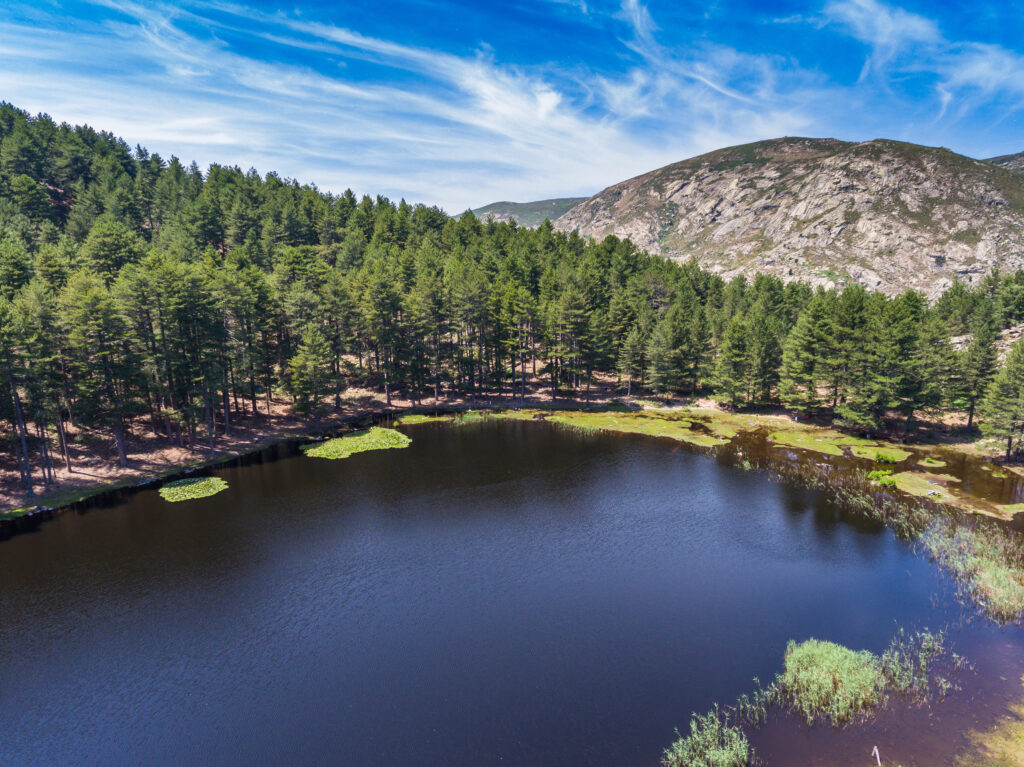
[[0, 420, 961, 766]]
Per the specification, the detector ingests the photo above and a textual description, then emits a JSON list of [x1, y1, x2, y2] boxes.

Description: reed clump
[[661, 706, 751, 767]]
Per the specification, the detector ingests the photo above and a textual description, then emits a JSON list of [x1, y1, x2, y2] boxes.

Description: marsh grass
[[158, 476, 229, 502], [850, 445, 911, 463], [545, 410, 729, 447], [394, 414, 452, 425], [661, 706, 752, 767], [924, 522, 1024, 624], [666, 629, 949, 765], [779, 639, 884, 725], [301, 427, 411, 459]]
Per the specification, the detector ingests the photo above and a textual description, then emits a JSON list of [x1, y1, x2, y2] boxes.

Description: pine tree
[[288, 325, 333, 432], [715, 315, 748, 409], [779, 295, 830, 415], [980, 339, 1024, 459], [959, 302, 999, 431]]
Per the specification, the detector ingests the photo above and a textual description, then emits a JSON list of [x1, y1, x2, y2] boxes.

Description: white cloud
[[0, 0, 821, 211], [2, 0, 1020, 211]]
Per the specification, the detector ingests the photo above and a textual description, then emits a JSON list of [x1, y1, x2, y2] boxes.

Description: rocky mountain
[[471, 197, 588, 228], [988, 151, 1024, 176], [555, 138, 1024, 297]]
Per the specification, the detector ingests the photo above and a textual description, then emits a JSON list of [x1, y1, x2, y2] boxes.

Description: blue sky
[[1, 0, 1023, 212]]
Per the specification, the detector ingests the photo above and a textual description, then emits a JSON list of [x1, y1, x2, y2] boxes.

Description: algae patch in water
[[394, 414, 453, 425], [158, 476, 229, 502], [545, 411, 729, 447], [891, 471, 960, 501], [302, 427, 411, 459], [849, 444, 912, 462]]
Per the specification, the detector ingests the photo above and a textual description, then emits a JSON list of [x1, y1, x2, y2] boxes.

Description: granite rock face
[[555, 138, 1024, 297]]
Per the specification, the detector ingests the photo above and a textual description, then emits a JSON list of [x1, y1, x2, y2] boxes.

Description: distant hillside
[[471, 197, 588, 227], [987, 151, 1024, 176], [555, 137, 1024, 297]]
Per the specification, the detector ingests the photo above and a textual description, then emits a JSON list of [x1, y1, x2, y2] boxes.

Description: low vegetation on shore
[[301, 427, 411, 459], [158, 476, 229, 502]]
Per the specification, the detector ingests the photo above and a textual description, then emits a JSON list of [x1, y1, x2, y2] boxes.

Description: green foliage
[[924, 522, 1024, 623], [301, 427, 411, 459], [2, 100, 1024, 498], [661, 707, 751, 767], [980, 339, 1024, 458], [779, 639, 884, 725], [867, 468, 897, 486], [158, 476, 229, 502]]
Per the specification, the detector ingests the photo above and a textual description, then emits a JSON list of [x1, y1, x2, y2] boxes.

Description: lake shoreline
[[4, 396, 1023, 539]]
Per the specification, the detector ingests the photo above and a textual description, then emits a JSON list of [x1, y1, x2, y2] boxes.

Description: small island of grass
[[302, 427, 411, 459], [158, 476, 229, 502]]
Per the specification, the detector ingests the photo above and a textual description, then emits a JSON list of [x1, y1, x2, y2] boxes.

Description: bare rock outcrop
[[555, 138, 1024, 298]]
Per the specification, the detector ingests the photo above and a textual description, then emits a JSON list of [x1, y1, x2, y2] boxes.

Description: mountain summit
[[555, 138, 1024, 297]]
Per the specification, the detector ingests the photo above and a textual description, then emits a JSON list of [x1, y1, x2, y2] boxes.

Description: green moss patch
[[546, 411, 728, 447], [302, 427, 411, 459], [0, 506, 34, 521], [891, 471, 959, 501], [849, 445, 912, 462], [769, 430, 846, 456], [920, 456, 947, 469], [395, 414, 452, 425], [158, 476, 229, 502]]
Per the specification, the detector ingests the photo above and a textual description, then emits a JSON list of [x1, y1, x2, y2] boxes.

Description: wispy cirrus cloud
[[0, 0, 1021, 211]]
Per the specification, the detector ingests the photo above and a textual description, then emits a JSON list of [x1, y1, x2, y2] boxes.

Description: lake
[[0, 419, 1008, 765]]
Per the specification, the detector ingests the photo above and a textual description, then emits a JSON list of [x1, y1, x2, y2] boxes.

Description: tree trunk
[[113, 419, 128, 468], [7, 363, 33, 497], [55, 403, 72, 472]]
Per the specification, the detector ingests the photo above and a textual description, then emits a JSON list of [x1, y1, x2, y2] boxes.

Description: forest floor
[[0, 378, 1016, 516]]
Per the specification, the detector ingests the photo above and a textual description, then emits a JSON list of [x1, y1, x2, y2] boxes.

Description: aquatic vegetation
[[891, 471, 959, 501], [769, 429, 848, 456], [850, 445, 911, 462], [924, 522, 1024, 624], [777, 630, 947, 726], [779, 639, 885, 725], [395, 414, 452, 425], [158, 476, 229, 502], [661, 706, 751, 767], [920, 456, 948, 469], [955, 677, 1024, 767], [545, 411, 729, 447], [301, 427, 411, 459], [665, 629, 949, 765], [867, 468, 897, 486]]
